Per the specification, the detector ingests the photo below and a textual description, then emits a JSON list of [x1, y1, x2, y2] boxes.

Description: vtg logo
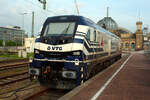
[[47, 46, 62, 51]]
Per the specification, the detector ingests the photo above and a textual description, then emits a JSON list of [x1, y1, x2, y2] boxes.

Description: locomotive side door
[[91, 29, 97, 59]]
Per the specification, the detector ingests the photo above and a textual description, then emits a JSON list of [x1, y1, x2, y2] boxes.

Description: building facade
[[121, 21, 143, 51], [0, 26, 27, 45], [135, 21, 143, 50], [120, 33, 136, 51]]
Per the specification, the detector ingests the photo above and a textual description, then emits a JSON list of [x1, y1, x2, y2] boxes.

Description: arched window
[[131, 43, 135, 49], [125, 42, 129, 48]]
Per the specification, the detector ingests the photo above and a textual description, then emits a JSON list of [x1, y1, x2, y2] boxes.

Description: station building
[[97, 17, 144, 51]]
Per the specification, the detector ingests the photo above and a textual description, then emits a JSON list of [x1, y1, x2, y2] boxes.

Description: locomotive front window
[[43, 22, 76, 37]]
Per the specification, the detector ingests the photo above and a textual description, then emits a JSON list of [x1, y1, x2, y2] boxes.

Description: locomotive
[[29, 15, 121, 89]]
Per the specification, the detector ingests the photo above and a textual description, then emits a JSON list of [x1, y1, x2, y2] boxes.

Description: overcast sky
[[0, 0, 150, 36]]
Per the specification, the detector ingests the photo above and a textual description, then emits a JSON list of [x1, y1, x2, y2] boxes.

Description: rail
[[0, 58, 28, 64], [0, 71, 29, 86], [0, 62, 29, 71]]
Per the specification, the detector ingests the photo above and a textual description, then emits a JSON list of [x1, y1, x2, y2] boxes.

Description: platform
[[59, 52, 150, 100]]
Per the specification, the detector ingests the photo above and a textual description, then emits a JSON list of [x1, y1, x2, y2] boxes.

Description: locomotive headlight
[[62, 71, 76, 79], [29, 68, 40, 75], [75, 59, 79, 66], [73, 51, 80, 55], [35, 50, 39, 54]]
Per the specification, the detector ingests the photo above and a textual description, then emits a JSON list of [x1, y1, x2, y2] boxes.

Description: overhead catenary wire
[[24, 0, 59, 15]]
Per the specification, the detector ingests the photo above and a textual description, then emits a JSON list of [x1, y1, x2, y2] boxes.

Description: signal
[[38, 0, 46, 10]]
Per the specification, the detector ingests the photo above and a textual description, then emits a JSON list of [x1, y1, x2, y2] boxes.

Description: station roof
[[97, 17, 118, 30], [97, 17, 133, 34]]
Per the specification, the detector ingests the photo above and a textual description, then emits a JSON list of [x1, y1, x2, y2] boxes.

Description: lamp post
[[19, 13, 27, 48], [31, 11, 34, 37]]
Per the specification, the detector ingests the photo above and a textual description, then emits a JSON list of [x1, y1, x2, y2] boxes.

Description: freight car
[[29, 15, 121, 89]]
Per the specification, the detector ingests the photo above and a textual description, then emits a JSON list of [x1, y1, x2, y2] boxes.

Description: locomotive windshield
[[43, 22, 76, 37]]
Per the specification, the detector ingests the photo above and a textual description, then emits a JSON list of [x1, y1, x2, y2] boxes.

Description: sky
[[0, 0, 150, 37]]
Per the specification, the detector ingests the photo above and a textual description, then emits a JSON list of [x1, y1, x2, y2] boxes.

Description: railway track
[[0, 59, 29, 71], [0, 80, 68, 100], [0, 61, 69, 100], [0, 59, 28, 64], [22, 86, 69, 100], [0, 62, 29, 71], [0, 59, 30, 87], [0, 71, 29, 87]]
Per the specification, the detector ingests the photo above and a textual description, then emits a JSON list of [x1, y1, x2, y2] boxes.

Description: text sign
[[47, 46, 62, 51]]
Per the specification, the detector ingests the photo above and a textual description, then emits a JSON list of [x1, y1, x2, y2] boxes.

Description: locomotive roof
[[46, 15, 98, 29], [46, 15, 120, 40]]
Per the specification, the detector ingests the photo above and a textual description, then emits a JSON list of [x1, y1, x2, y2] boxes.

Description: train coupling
[[44, 67, 50, 74]]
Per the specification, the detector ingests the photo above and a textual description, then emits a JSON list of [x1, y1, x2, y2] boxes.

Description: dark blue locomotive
[[29, 15, 121, 89]]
